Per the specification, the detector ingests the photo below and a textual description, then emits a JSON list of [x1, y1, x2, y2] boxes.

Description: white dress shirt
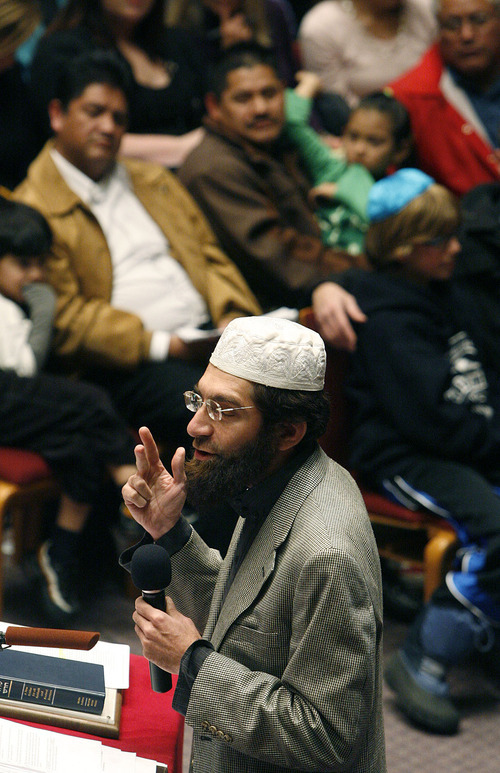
[[51, 151, 210, 360]]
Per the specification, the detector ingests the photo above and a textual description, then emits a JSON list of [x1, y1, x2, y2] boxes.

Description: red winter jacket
[[389, 44, 500, 196]]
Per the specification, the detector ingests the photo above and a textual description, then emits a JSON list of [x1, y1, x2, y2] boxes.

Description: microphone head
[[130, 544, 171, 590]]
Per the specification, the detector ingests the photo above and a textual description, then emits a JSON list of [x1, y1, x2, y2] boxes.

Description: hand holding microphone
[[131, 543, 172, 693], [131, 543, 202, 693]]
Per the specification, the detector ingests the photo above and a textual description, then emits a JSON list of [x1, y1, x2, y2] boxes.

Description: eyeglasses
[[439, 11, 496, 32], [183, 391, 255, 422]]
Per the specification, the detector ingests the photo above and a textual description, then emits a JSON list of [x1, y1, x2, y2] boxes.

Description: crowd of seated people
[[2, 0, 498, 190], [1, 0, 499, 737], [15, 48, 261, 448]]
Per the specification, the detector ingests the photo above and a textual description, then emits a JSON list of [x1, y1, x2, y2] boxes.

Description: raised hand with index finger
[[122, 426, 187, 541]]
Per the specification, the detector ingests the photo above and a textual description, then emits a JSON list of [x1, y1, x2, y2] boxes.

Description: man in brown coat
[[179, 42, 369, 350]]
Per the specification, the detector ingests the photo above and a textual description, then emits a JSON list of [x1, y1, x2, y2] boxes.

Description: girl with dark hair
[[285, 74, 412, 254], [30, 0, 206, 168]]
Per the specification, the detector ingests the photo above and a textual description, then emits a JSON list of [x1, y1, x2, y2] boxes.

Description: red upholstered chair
[[299, 308, 458, 602], [0, 448, 60, 615]]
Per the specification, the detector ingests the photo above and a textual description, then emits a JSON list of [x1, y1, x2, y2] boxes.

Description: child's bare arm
[[308, 182, 339, 207], [294, 71, 322, 100]]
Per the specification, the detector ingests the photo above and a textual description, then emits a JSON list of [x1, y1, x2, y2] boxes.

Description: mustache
[[247, 115, 277, 127], [192, 439, 220, 455]]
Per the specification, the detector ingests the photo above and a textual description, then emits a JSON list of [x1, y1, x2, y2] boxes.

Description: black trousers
[[0, 370, 135, 503]]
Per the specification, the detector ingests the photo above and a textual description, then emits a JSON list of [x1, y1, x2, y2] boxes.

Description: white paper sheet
[[0, 719, 164, 773], [176, 306, 299, 342], [0, 717, 102, 773]]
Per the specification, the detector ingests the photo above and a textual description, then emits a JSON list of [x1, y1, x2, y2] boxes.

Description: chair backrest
[[0, 448, 53, 486]]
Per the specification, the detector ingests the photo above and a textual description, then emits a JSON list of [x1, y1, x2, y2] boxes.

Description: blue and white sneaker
[[446, 571, 500, 626], [457, 546, 487, 574]]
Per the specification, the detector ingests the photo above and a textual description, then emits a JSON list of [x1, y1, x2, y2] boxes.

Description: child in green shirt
[[285, 74, 412, 255]]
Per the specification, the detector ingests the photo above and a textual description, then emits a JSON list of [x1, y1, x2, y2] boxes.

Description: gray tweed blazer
[[169, 446, 386, 772]]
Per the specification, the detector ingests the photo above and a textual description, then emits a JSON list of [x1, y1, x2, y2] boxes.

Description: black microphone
[[130, 543, 172, 693]]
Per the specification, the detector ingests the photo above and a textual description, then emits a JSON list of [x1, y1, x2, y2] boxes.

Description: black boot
[[385, 602, 487, 734]]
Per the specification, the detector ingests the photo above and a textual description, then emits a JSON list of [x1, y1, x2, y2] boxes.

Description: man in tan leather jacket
[[15, 50, 261, 446]]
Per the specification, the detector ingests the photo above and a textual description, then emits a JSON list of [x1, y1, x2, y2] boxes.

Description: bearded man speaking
[[120, 316, 386, 773]]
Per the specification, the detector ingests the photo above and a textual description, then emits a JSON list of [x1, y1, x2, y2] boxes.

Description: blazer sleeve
[[168, 526, 222, 636]]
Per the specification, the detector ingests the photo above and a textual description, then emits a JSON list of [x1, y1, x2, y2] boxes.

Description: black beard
[[185, 426, 280, 514]]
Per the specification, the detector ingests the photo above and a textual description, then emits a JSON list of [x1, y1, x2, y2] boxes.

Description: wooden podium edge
[[0, 687, 122, 739]]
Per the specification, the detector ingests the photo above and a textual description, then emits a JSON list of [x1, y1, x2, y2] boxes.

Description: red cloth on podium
[[10, 653, 184, 772], [111, 653, 184, 769]]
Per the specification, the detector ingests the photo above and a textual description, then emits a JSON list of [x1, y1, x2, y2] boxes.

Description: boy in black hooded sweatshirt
[[343, 169, 500, 736]]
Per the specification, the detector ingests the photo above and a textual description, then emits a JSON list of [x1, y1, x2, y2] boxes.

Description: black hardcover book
[[0, 649, 105, 715]]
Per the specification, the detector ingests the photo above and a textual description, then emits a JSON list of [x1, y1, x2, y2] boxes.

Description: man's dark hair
[[356, 91, 412, 146], [252, 383, 330, 442], [208, 42, 279, 100], [0, 197, 52, 261], [55, 49, 133, 110]]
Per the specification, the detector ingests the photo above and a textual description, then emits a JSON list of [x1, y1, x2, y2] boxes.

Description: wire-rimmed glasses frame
[[183, 390, 255, 422], [438, 10, 498, 33]]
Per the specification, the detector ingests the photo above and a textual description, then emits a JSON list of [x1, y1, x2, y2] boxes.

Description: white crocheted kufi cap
[[210, 316, 326, 391]]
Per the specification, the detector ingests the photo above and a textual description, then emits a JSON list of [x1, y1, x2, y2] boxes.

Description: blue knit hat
[[367, 169, 435, 222]]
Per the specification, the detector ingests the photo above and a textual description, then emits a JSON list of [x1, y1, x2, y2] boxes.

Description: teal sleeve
[[334, 164, 374, 222], [285, 89, 348, 185]]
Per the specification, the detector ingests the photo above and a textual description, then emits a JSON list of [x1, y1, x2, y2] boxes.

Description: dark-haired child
[[0, 196, 137, 620], [343, 169, 500, 735], [285, 75, 412, 255]]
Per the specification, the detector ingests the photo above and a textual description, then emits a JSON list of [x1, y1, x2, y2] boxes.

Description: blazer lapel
[[207, 447, 328, 649], [203, 517, 245, 640]]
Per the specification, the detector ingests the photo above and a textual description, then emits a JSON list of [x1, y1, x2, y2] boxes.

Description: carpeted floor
[[2, 529, 499, 773]]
